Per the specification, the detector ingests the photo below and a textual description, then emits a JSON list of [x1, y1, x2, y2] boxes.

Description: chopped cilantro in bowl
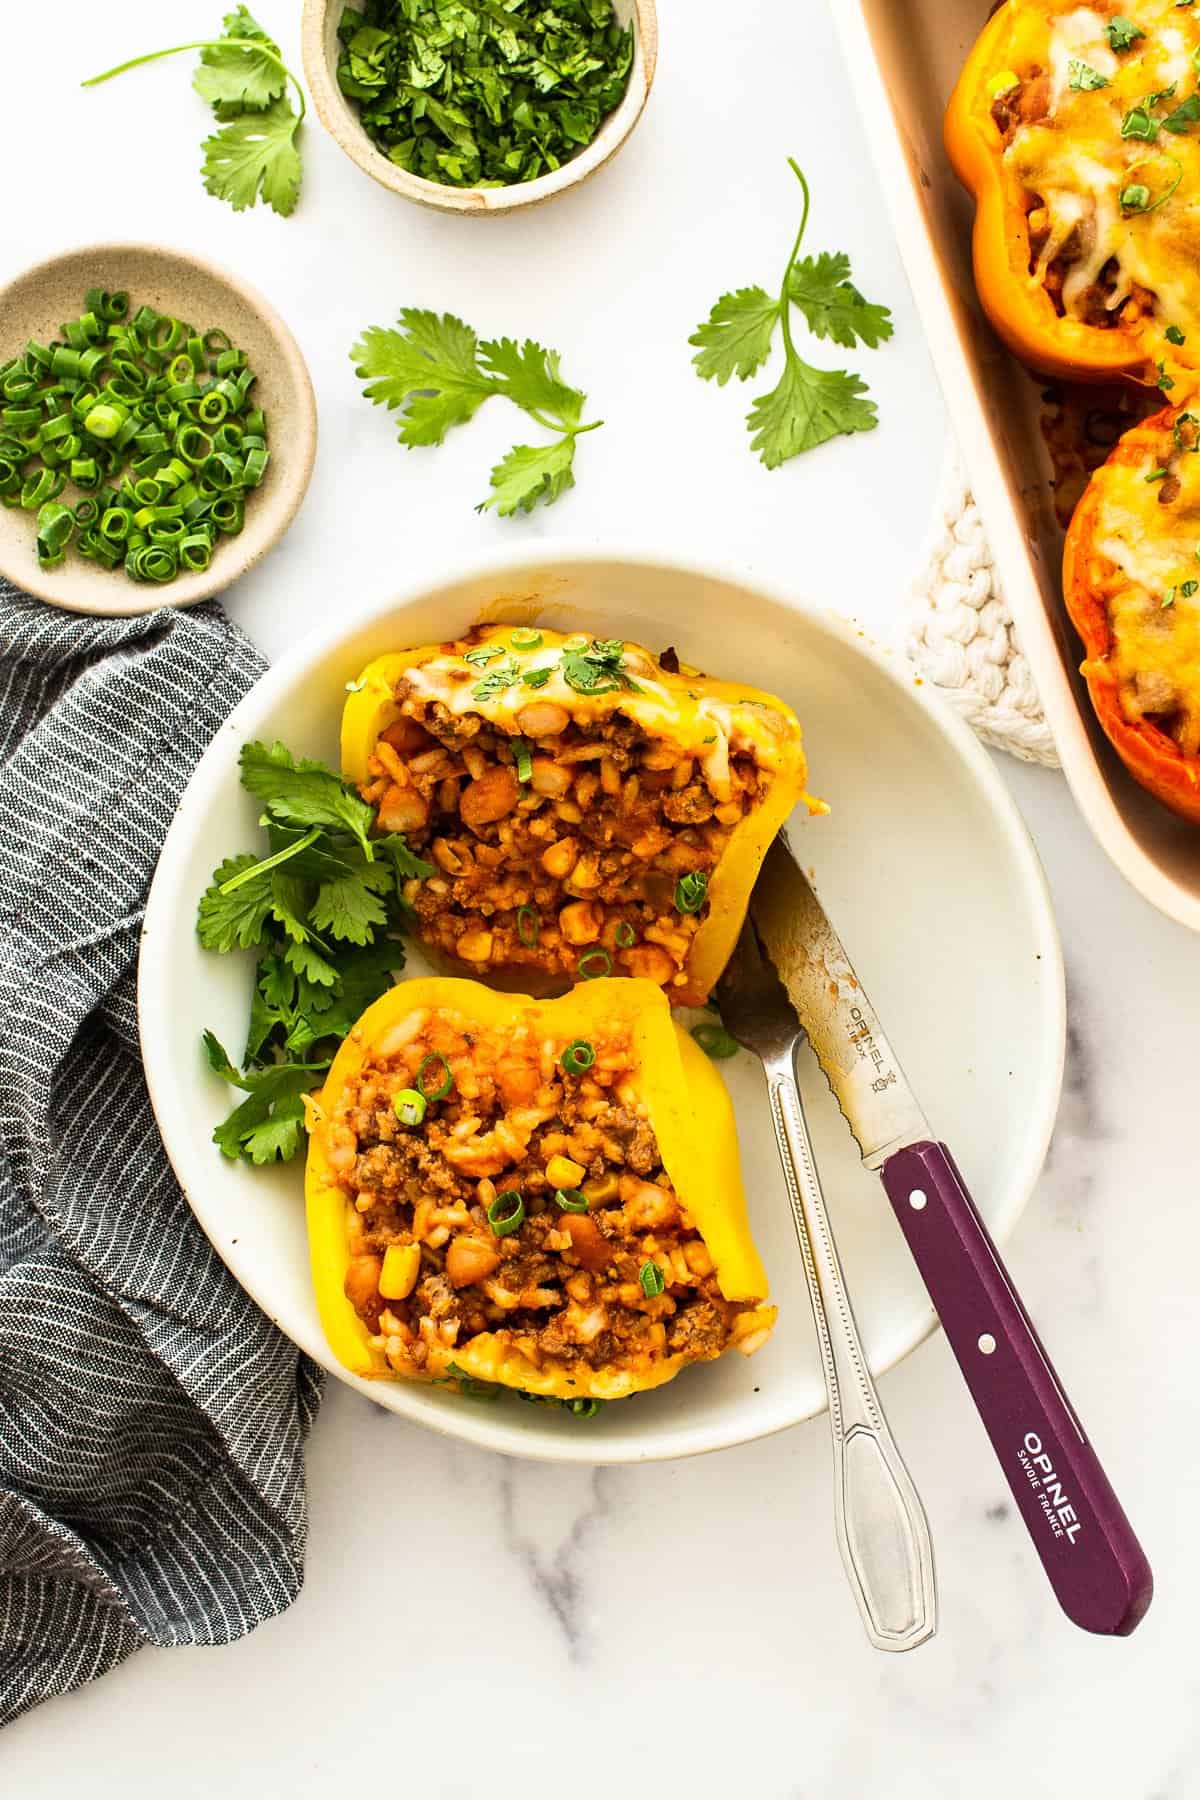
[[309, 0, 649, 205]]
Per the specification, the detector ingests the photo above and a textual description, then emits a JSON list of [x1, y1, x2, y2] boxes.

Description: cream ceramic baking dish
[[834, 0, 1200, 932]]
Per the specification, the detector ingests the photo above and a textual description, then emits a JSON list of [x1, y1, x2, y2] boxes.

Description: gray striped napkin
[[0, 582, 322, 1727]]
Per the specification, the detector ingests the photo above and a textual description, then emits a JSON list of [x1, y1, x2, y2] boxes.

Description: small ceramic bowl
[[0, 243, 317, 617], [301, 0, 658, 215]]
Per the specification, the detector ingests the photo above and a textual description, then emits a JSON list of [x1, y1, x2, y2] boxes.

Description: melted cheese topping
[[1088, 434, 1200, 748], [402, 625, 806, 789], [1001, 1, 1200, 342]]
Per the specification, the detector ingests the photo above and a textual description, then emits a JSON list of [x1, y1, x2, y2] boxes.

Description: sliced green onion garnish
[[554, 1188, 589, 1213], [416, 1052, 453, 1101], [512, 736, 533, 783], [517, 906, 540, 947], [523, 666, 553, 690], [675, 871, 709, 914], [614, 921, 636, 948], [577, 949, 612, 980], [488, 1190, 525, 1237], [393, 1087, 428, 1127], [639, 1260, 666, 1298], [1120, 154, 1183, 213], [560, 1038, 596, 1075], [691, 1022, 740, 1060], [510, 627, 543, 650], [1146, 465, 1169, 481]]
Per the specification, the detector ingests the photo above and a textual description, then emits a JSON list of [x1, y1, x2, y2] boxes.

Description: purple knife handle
[[879, 1141, 1152, 1636]]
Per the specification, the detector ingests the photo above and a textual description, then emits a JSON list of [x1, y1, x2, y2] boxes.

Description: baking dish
[[834, 0, 1200, 931]]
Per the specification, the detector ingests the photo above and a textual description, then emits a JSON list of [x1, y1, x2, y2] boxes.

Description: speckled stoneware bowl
[[301, 0, 658, 215], [0, 243, 317, 617]]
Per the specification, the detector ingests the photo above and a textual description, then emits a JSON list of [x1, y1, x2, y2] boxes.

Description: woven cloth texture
[[910, 455, 1060, 767], [0, 582, 323, 1728]]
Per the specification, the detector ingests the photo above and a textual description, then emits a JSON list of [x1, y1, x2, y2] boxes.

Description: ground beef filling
[[355, 685, 769, 991], [328, 1011, 763, 1382]]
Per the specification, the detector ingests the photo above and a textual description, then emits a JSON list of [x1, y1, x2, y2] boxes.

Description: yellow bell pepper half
[[341, 625, 818, 1007], [305, 976, 775, 1400]]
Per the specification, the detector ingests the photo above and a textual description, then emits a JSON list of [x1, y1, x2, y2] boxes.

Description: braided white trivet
[[910, 454, 1060, 767]]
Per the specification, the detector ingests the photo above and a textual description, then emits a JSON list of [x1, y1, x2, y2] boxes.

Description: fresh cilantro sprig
[[197, 741, 433, 1164], [690, 160, 893, 468], [83, 7, 305, 216], [351, 310, 603, 516]]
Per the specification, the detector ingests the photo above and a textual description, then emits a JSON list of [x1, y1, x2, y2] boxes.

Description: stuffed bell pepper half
[[342, 625, 816, 1007], [304, 977, 777, 1399], [946, 0, 1200, 381], [1063, 399, 1200, 819]]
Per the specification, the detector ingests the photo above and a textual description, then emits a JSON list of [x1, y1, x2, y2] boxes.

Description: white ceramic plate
[[139, 546, 1065, 1464]]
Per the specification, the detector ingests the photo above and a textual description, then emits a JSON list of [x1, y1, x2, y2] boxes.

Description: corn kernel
[[546, 1153, 586, 1188], [379, 1243, 421, 1300]]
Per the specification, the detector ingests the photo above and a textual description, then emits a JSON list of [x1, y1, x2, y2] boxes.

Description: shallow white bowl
[[139, 546, 1065, 1464]]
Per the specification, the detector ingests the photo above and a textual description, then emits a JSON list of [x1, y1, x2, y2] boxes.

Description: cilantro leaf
[[269, 871, 312, 943], [239, 742, 376, 858], [202, 96, 303, 216], [352, 310, 601, 517], [477, 338, 586, 429], [284, 939, 339, 988], [203, 1031, 328, 1165], [310, 873, 390, 945], [194, 7, 285, 112], [747, 360, 877, 469], [692, 160, 889, 468], [196, 854, 274, 951], [689, 287, 781, 385], [374, 835, 436, 882], [481, 438, 577, 516], [786, 253, 894, 349], [351, 311, 492, 448]]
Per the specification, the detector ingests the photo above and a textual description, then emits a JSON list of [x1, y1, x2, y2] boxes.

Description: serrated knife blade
[[750, 834, 928, 1169]]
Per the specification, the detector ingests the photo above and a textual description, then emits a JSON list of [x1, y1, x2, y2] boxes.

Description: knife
[[750, 834, 1153, 1637]]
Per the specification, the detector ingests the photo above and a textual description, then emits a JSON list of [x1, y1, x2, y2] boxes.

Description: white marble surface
[[5, 0, 1200, 1792]]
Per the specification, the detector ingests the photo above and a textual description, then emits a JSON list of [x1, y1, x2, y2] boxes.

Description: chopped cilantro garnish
[[472, 660, 522, 700], [1163, 93, 1200, 133], [1068, 59, 1110, 91], [1106, 16, 1145, 50]]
